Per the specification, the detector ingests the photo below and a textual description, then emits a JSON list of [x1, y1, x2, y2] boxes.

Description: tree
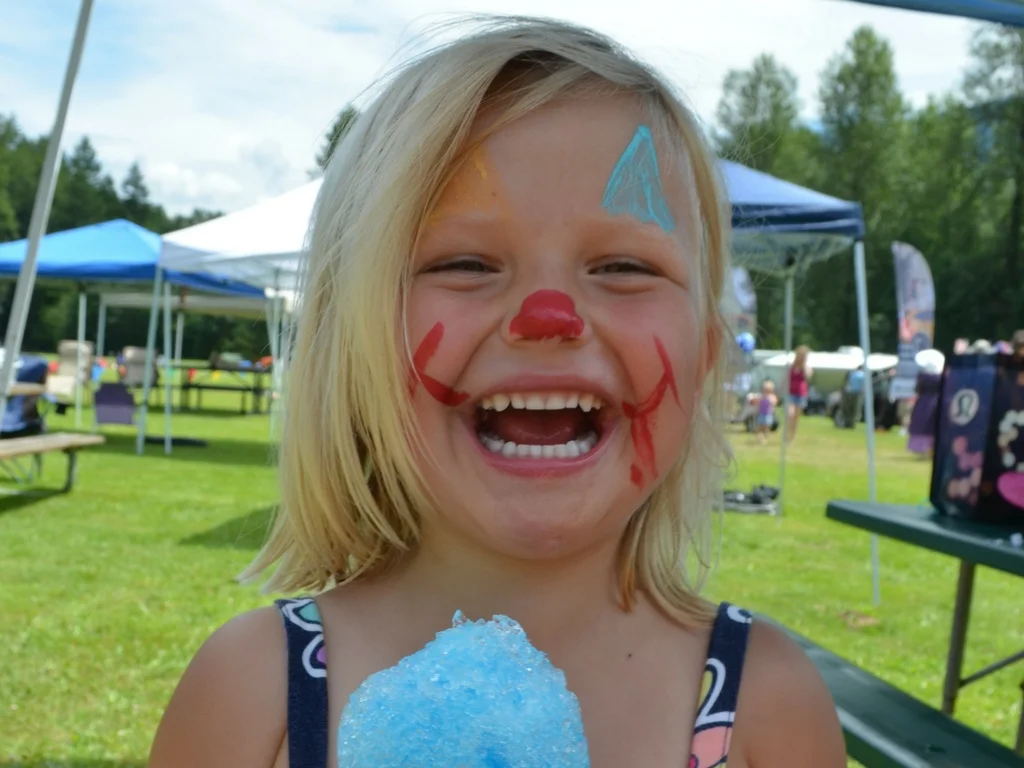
[[715, 54, 801, 172], [314, 105, 359, 173], [964, 25, 1024, 326], [804, 26, 909, 353], [49, 137, 119, 231]]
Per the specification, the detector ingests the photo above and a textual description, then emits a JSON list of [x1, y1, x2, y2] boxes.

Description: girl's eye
[[591, 259, 659, 276], [422, 257, 497, 274]]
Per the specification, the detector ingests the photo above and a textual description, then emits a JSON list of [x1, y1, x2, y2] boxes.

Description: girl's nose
[[504, 289, 587, 344]]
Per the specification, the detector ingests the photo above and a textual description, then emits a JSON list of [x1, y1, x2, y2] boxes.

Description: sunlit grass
[[0, 401, 1020, 764]]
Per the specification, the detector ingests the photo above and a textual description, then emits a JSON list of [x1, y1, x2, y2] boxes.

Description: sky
[[0, 0, 983, 216]]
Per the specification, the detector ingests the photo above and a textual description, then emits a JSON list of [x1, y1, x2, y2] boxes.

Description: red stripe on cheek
[[630, 464, 644, 488], [623, 336, 683, 483], [655, 336, 680, 408], [409, 322, 469, 406]]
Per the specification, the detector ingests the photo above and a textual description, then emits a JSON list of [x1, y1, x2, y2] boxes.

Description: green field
[[0, 391, 1021, 765]]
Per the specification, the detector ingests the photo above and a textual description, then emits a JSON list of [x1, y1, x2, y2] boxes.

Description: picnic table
[[827, 499, 1024, 755], [8, 382, 45, 397], [177, 363, 270, 414]]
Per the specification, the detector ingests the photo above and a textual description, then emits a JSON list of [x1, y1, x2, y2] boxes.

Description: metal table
[[827, 500, 1024, 753]]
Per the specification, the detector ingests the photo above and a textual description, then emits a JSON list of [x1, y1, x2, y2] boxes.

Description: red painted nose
[[509, 290, 584, 340]]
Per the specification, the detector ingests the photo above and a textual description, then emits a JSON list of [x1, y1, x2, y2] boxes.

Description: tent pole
[[136, 269, 163, 455], [777, 270, 795, 514], [93, 296, 106, 433], [96, 297, 106, 363], [0, 0, 94, 418], [854, 240, 880, 605], [74, 290, 86, 429], [163, 283, 173, 455], [174, 312, 184, 367]]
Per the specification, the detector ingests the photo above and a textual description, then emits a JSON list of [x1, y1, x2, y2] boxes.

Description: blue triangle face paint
[[601, 125, 676, 233]]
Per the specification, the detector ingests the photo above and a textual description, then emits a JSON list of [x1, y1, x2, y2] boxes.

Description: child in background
[[150, 16, 844, 768], [756, 380, 778, 445]]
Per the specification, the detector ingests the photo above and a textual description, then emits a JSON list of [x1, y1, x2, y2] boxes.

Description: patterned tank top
[[275, 599, 753, 767]]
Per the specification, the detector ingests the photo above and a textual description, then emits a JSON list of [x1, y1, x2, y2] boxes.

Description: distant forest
[[1, 22, 1022, 359]]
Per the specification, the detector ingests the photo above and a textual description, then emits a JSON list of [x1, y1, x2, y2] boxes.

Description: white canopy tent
[[159, 180, 321, 293], [141, 183, 319, 455], [132, 280, 292, 456], [97, 291, 272, 370]]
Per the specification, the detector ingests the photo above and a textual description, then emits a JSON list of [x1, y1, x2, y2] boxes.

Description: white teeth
[[479, 391, 604, 410], [545, 393, 567, 410], [477, 431, 600, 460]]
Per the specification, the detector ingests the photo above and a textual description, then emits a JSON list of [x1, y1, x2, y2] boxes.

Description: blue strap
[[276, 598, 329, 768]]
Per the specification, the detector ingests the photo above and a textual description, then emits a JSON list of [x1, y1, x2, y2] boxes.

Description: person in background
[[786, 345, 812, 443], [755, 379, 778, 445], [1012, 330, 1024, 363], [840, 366, 864, 428]]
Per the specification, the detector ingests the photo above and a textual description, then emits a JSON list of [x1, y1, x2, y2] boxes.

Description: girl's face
[[406, 94, 707, 561]]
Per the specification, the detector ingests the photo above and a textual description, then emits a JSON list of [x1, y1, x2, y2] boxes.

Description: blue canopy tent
[[0, 218, 264, 428], [844, 0, 1024, 26], [722, 161, 870, 495], [722, 159, 881, 598], [0, 218, 265, 293]]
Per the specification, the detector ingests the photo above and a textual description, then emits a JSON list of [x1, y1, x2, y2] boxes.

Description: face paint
[[601, 125, 676, 233], [622, 337, 680, 485], [509, 290, 585, 341], [427, 146, 499, 225], [409, 322, 470, 407]]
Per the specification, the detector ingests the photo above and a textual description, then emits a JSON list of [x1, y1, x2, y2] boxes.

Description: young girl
[[150, 16, 843, 768], [755, 380, 778, 445], [786, 345, 813, 443]]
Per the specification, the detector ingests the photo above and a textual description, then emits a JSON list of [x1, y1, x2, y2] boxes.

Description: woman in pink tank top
[[786, 345, 812, 443]]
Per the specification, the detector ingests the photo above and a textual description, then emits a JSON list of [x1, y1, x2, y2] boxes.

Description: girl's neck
[[379, 526, 630, 651]]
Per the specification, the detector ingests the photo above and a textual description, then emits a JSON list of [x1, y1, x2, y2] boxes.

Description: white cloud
[[2, 0, 980, 216]]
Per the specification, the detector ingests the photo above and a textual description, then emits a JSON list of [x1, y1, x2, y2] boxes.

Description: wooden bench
[[772, 622, 1024, 767], [0, 432, 105, 493]]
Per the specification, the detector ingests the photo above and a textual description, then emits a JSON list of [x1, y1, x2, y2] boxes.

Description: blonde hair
[[243, 15, 732, 627]]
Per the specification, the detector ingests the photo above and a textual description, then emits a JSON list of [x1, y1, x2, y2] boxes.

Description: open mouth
[[474, 391, 611, 459]]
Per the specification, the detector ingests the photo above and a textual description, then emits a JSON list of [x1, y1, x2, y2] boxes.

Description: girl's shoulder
[[149, 606, 288, 768], [731, 618, 847, 767]]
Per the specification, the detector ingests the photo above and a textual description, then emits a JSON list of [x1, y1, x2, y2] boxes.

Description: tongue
[[486, 410, 588, 445]]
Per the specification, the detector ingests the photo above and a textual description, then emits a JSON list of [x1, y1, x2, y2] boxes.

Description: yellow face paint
[[427, 146, 502, 225]]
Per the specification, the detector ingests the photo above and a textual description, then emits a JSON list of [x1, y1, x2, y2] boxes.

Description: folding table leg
[[942, 560, 976, 715], [1016, 680, 1023, 754], [61, 451, 78, 493]]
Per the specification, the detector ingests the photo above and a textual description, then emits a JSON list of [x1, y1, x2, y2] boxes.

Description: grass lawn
[[1, 390, 1021, 765]]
